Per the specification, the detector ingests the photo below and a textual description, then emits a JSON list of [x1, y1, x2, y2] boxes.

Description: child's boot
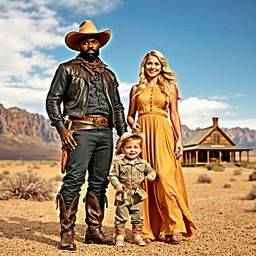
[[115, 225, 125, 247], [132, 224, 146, 246]]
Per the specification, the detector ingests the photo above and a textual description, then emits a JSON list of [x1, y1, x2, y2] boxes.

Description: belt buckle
[[92, 116, 98, 127]]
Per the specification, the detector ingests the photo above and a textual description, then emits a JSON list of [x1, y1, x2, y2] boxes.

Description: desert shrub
[[233, 169, 242, 176], [3, 170, 10, 175], [205, 163, 225, 172], [229, 178, 236, 182], [245, 185, 256, 200], [253, 202, 256, 212], [49, 161, 59, 168], [223, 183, 231, 188], [249, 171, 256, 181], [239, 162, 256, 169], [197, 174, 212, 184], [0, 171, 57, 201], [53, 175, 62, 182], [32, 163, 40, 169], [0, 173, 4, 181], [15, 161, 25, 166]]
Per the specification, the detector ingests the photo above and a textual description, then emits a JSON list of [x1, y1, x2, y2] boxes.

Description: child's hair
[[121, 136, 143, 149]]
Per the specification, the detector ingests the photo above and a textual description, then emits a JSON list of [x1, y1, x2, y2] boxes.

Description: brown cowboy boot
[[56, 193, 80, 250], [115, 225, 125, 247], [132, 224, 146, 246], [85, 192, 114, 245]]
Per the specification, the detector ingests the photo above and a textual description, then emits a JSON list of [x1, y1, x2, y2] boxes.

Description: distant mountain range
[[0, 103, 255, 160]]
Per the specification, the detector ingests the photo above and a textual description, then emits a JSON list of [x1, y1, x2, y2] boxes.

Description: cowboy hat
[[65, 20, 111, 51], [116, 132, 145, 155]]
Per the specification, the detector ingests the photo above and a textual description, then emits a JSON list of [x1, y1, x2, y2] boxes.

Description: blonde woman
[[127, 50, 196, 244]]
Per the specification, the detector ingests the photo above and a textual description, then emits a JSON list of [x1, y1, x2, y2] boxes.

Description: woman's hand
[[132, 123, 142, 133], [175, 140, 183, 159]]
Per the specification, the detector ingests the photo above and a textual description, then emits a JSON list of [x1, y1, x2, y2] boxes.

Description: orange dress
[[136, 86, 196, 239]]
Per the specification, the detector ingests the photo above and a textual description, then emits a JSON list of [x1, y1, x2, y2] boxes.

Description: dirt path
[[0, 161, 255, 255]]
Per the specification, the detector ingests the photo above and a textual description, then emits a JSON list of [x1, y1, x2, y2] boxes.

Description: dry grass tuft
[[223, 183, 231, 188], [245, 185, 256, 200], [197, 174, 212, 184], [233, 168, 242, 176], [249, 171, 256, 181], [205, 163, 225, 172], [0, 170, 57, 201], [238, 162, 256, 169]]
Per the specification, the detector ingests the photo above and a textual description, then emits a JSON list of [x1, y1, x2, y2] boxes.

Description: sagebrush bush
[[3, 170, 10, 175], [0, 173, 5, 181], [205, 163, 225, 172], [223, 183, 231, 188], [197, 174, 212, 184], [49, 161, 59, 168], [249, 171, 256, 181], [0, 171, 57, 201], [245, 185, 256, 200], [233, 168, 242, 176], [239, 162, 256, 169]]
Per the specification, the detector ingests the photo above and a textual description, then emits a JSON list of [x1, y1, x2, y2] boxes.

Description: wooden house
[[182, 117, 253, 166]]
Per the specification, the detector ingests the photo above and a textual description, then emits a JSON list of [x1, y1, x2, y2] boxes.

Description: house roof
[[183, 127, 213, 146], [183, 144, 253, 151], [184, 125, 236, 147]]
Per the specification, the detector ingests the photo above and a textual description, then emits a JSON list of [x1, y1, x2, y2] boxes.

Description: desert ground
[[0, 160, 256, 256]]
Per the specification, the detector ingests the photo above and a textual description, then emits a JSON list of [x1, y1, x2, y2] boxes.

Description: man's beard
[[80, 49, 99, 63]]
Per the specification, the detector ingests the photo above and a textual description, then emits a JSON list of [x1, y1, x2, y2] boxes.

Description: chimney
[[212, 117, 219, 127]]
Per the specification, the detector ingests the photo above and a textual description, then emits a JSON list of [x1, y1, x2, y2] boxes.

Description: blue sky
[[0, 0, 255, 129]]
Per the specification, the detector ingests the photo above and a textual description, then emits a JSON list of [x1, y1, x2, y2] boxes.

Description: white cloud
[[56, 0, 123, 15], [179, 97, 256, 130], [0, 86, 48, 114], [0, 0, 124, 110], [220, 119, 256, 130]]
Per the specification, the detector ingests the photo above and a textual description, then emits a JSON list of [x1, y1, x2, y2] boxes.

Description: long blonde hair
[[134, 50, 179, 103]]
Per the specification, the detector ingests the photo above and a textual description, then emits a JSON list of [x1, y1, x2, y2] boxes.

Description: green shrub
[[0, 171, 57, 201], [205, 163, 225, 172], [239, 162, 256, 169], [197, 174, 212, 184]]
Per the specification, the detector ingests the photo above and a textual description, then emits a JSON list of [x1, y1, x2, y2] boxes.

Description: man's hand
[[59, 129, 77, 150], [115, 184, 124, 193]]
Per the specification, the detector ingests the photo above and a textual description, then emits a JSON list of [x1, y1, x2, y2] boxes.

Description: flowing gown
[[136, 86, 196, 239]]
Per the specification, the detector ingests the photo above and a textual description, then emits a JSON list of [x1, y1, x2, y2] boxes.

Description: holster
[[61, 120, 73, 174]]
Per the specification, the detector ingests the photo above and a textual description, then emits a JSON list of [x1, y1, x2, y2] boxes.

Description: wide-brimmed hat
[[116, 132, 145, 155], [65, 20, 111, 51]]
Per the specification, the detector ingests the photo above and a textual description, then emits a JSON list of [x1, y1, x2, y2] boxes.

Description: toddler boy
[[109, 132, 156, 247]]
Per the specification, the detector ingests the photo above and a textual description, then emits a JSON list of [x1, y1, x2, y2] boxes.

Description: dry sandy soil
[[0, 160, 256, 256]]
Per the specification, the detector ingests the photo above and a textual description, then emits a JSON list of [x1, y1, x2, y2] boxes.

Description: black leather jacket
[[46, 59, 127, 136]]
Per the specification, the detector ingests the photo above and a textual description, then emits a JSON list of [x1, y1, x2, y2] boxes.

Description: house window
[[214, 134, 220, 144]]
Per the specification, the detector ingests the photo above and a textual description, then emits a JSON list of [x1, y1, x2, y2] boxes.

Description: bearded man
[[46, 20, 127, 250]]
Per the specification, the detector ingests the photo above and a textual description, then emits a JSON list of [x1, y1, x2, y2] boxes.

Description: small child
[[109, 132, 156, 247]]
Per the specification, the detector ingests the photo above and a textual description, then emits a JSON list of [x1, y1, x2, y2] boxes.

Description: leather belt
[[69, 115, 109, 128], [122, 184, 143, 190]]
